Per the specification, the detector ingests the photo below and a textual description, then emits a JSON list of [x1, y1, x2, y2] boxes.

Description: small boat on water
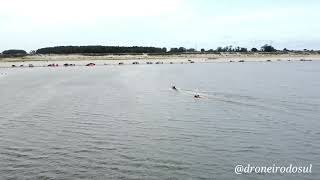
[[194, 94, 201, 98]]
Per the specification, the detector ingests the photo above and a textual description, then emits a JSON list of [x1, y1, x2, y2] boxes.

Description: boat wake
[[173, 87, 311, 118]]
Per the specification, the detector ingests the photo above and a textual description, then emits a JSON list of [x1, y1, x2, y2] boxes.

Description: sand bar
[[0, 53, 319, 68]]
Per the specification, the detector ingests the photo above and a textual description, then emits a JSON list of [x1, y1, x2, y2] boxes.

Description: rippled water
[[0, 61, 320, 179]]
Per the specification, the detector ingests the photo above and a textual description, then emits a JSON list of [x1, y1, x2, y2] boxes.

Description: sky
[[1, 0, 320, 52]]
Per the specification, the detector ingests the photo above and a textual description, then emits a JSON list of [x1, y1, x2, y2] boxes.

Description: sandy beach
[[0, 53, 319, 68]]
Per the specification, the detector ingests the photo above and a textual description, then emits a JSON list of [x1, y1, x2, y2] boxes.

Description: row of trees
[[1, 45, 317, 56], [36, 46, 167, 54], [167, 44, 277, 53], [209, 44, 277, 53], [215, 46, 249, 52], [0, 49, 27, 57], [2, 49, 27, 55]]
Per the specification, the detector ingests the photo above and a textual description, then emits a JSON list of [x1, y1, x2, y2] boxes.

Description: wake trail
[[173, 88, 310, 118]]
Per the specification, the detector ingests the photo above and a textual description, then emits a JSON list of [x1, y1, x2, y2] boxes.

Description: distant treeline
[[0, 49, 27, 57], [32, 44, 286, 54], [2, 49, 27, 55], [1, 44, 320, 57], [36, 46, 167, 54]]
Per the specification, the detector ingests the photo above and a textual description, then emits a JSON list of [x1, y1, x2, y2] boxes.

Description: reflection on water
[[0, 62, 320, 179]]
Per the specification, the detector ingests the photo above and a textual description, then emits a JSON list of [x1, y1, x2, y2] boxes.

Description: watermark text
[[234, 164, 312, 174]]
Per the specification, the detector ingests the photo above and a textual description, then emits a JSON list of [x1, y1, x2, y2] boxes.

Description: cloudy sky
[[1, 0, 320, 52]]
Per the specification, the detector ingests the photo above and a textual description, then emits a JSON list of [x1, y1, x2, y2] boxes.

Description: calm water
[[0, 61, 320, 179]]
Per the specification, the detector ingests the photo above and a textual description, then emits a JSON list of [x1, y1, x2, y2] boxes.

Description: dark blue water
[[0, 61, 319, 179]]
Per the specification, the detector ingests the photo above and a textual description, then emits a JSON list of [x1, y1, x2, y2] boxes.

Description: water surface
[[0, 61, 319, 179]]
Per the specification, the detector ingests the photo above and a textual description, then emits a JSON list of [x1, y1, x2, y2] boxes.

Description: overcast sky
[[1, 0, 320, 52]]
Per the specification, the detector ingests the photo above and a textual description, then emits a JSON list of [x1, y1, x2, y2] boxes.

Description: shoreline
[[0, 53, 319, 68]]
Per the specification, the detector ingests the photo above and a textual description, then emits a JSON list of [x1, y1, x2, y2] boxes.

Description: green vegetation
[[169, 47, 186, 53], [2, 49, 27, 55], [36, 46, 167, 54], [0, 49, 27, 58], [261, 44, 276, 52], [215, 46, 248, 52], [251, 48, 258, 52], [1, 44, 319, 57]]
